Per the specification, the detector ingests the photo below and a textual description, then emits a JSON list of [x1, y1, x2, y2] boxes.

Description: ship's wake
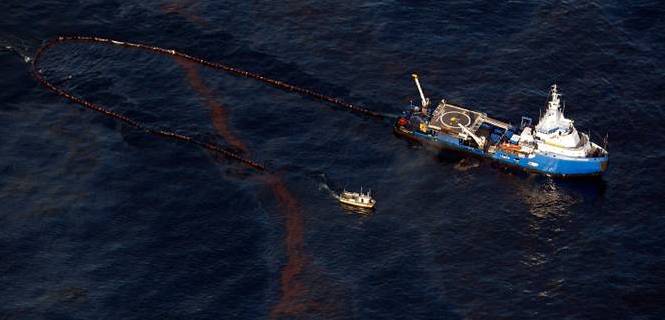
[[315, 173, 340, 200], [0, 35, 37, 64]]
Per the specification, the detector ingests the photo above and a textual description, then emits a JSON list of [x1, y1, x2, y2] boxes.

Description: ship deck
[[429, 102, 485, 134], [428, 101, 513, 134]]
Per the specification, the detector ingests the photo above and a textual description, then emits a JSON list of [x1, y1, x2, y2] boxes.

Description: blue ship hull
[[395, 126, 609, 177]]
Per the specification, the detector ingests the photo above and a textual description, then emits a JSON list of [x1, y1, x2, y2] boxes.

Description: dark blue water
[[2, 1, 664, 319]]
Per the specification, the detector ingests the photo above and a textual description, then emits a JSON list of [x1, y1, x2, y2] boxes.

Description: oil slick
[[160, 3, 327, 316], [173, 58, 248, 154]]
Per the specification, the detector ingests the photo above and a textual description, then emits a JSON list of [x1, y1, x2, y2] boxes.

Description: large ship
[[394, 75, 608, 177]]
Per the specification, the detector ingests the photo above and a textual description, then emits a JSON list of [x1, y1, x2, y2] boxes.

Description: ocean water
[[1, 1, 664, 319]]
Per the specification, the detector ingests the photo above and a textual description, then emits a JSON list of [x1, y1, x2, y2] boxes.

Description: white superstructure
[[520, 85, 597, 158]]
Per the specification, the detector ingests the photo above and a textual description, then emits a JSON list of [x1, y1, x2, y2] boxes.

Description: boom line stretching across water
[[32, 36, 388, 171]]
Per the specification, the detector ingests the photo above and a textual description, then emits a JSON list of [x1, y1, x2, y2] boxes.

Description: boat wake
[[0, 35, 36, 64], [315, 173, 340, 200], [2, 44, 32, 63]]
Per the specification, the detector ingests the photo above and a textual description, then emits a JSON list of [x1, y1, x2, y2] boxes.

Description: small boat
[[338, 188, 376, 209]]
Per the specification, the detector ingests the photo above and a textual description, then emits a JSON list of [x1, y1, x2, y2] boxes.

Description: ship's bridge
[[531, 84, 593, 157]]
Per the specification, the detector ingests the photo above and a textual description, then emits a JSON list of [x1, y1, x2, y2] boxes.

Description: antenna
[[603, 132, 609, 151], [543, 84, 553, 115]]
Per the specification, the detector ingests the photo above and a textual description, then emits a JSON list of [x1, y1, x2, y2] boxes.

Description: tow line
[[32, 36, 391, 171]]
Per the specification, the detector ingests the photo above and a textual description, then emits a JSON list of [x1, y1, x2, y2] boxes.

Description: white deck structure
[[523, 85, 595, 157]]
